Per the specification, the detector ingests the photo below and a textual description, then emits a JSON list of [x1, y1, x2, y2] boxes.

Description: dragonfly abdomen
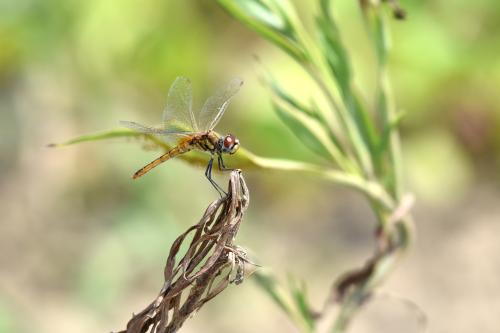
[[132, 144, 190, 179]]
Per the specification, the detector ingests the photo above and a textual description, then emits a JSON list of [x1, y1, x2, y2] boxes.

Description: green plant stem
[[365, 8, 404, 199], [380, 68, 404, 199], [249, 154, 394, 210], [304, 64, 374, 178], [50, 128, 394, 210]]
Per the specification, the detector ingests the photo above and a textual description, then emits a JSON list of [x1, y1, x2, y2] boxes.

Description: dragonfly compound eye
[[223, 134, 239, 154]]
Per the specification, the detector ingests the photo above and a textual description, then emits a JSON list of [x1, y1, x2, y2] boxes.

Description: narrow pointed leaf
[[291, 281, 315, 330], [49, 128, 393, 207], [317, 2, 380, 174], [217, 0, 308, 62], [47, 129, 148, 148], [253, 271, 295, 318], [272, 99, 346, 165]]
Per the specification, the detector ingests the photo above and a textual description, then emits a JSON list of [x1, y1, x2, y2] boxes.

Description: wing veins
[[198, 78, 243, 131]]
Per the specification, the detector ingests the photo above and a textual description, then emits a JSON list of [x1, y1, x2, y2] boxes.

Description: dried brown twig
[[115, 170, 251, 333]]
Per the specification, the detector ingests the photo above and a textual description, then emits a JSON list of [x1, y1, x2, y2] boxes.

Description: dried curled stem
[[316, 195, 415, 333], [116, 170, 250, 333]]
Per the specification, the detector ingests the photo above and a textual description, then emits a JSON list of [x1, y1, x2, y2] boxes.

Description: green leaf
[[49, 128, 394, 208], [47, 128, 149, 148], [49, 128, 243, 169], [372, 13, 390, 66], [367, 9, 403, 197], [217, 0, 308, 63], [316, 16, 351, 98], [253, 271, 295, 318], [272, 99, 344, 165], [254, 272, 316, 333], [360, 3, 391, 66], [347, 94, 380, 163], [316, 2, 380, 175], [377, 110, 404, 156], [264, 72, 318, 120], [260, 67, 347, 157], [47, 127, 338, 171], [235, 0, 287, 32], [290, 280, 315, 330]]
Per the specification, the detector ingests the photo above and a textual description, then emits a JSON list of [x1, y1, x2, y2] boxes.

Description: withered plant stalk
[[116, 170, 250, 333]]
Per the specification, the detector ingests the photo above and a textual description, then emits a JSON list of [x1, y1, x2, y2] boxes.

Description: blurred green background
[[1, 1, 499, 332]]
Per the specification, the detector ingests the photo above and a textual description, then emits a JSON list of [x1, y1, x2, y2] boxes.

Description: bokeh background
[[1, 1, 499, 332]]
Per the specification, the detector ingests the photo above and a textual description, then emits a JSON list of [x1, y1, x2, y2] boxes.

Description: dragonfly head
[[220, 134, 240, 155]]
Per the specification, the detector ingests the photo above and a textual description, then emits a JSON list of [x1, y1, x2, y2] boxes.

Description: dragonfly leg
[[205, 155, 227, 197], [217, 154, 233, 172]]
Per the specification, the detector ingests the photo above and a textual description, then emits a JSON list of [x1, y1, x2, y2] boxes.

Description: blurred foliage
[[215, 1, 410, 330], [76, 214, 182, 311], [1, 0, 500, 177], [254, 271, 315, 333], [0, 301, 19, 333], [1, 0, 500, 332]]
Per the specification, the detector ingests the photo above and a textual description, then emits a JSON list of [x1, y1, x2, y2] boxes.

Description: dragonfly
[[120, 76, 242, 195]]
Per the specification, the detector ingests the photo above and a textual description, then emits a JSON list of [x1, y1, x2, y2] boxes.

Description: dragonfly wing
[[163, 76, 198, 133], [120, 121, 195, 138], [198, 78, 243, 131], [120, 121, 168, 135]]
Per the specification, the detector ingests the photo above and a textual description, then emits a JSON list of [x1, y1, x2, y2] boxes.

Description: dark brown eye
[[224, 134, 235, 148]]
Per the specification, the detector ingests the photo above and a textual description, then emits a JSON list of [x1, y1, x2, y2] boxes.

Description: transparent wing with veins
[[162, 76, 199, 133], [119, 121, 194, 137], [198, 78, 243, 131], [120, 77, 243, 140], [120, 76, 198, 140]]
